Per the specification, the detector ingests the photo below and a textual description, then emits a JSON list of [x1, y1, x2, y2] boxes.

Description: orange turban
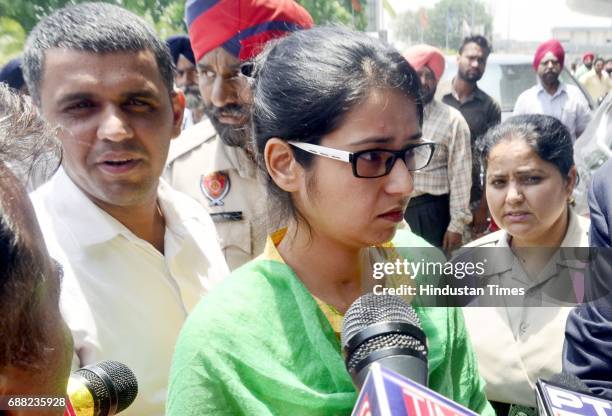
[[186, 0, 313, 62], [402, 44, 445, 82]]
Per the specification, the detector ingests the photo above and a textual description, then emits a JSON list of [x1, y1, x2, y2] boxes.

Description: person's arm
[[472, 191, 489, 237], [487, 98, 501, 127], [513, 91, 528, 115], [563, 303, 612, 401], [575, 91, 593, 138], [562, 161, 612, 400], [588, 164, 611, 247], [444, 115, 472, 253]]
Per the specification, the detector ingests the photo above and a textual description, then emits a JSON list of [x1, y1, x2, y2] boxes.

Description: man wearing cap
[[575, 51, 595, 80], [514, 39, 591, 141], [166, 35, 204, 128], [403, 45, 472, 254], [165, 0, 313, 270]]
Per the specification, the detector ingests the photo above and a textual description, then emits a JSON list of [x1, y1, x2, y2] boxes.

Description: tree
[[392, 8, 428, 46], [391, 0, 492, 51], [0, 0, 186, 34], [296, 0, 367, 30], [0, 0, 370, 65], [0, 0, 187, 64], [426, 0, 492, 50], [0, 17, 26, 66]]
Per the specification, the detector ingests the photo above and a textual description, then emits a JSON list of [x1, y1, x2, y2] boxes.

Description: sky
[[387, 0, 612, 42]]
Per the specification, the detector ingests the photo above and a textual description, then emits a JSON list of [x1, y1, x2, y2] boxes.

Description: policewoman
[[461, 115, 590, 415]]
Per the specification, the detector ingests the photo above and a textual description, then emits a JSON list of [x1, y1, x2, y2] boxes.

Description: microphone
[[341, 293, 428, 389], [536, 373, 612, 416], [64, 361, 138, 416]]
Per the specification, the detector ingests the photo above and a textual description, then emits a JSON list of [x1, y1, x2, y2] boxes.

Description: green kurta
[[167, 230, 494, 416]]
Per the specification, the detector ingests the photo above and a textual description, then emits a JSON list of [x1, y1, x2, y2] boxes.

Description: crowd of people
[[0, 1, 611, 415], [571, 52, 612, 104]]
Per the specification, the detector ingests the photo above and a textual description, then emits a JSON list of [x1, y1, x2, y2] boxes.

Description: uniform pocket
[[215, 220, 253, 269]]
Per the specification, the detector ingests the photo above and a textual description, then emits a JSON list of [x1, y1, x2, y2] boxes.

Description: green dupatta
[[167, 229, 494, 416]]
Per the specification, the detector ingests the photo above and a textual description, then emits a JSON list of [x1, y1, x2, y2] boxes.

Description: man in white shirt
[[22, 3, 229, 415], [514, 39, 591, 141]]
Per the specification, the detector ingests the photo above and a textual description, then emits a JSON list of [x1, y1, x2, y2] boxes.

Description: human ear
[[264, 139, 302, 192], [566, 165, 578, 196], [169, 89, 185, 140]]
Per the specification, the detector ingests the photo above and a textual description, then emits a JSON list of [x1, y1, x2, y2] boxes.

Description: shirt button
[[519, 322, 529, 335]]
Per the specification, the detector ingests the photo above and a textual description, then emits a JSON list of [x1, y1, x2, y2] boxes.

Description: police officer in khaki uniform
[[166, 118, 265, 270], [462, 210, 589, 410], [457, 114, 590, 415], [165, 0, 313, 270]]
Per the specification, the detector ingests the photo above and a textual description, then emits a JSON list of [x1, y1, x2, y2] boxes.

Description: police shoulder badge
[[201, 172, 230, 206]]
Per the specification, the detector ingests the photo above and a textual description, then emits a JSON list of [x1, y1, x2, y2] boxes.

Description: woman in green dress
[[167, 26, 494, 416]]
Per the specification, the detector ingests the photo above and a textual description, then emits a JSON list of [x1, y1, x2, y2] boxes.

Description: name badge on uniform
[[201, 172, 230, 206], [210, 211, 243, 222]]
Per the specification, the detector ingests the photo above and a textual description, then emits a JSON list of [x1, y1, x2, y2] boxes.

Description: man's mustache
[[183, 84, 201, 98], [207, 104, 248, 120], [91, 141, 147, 160]]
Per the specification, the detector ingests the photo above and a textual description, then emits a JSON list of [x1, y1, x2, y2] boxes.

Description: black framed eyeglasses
[[288, 140, 436, 178]]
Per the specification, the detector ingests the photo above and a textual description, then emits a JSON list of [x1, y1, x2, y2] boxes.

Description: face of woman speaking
[[294, 88, 421, 249], [486, 138, 576, 246]]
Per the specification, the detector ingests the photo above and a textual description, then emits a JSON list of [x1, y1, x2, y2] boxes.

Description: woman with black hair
[[462, 114, 590, 413], [167, 26, 494, 416]]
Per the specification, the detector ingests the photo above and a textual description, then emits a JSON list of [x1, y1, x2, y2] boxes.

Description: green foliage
[[392, 9, 421, 45], [0, 0, 186, 33], [0, 0, 369, 65], [296, 0, 367, 30], [392, 0, 492, 51], [0, 0, 188, 65], [0, 17, 26, 66]]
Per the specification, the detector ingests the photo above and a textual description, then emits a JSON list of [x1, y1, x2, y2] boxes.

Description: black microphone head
[[548, 372, 591, 394], [75, 360, 138, 415], [341, 293, 427, 376]]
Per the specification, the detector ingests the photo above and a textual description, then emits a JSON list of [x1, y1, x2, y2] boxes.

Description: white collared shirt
[[513, 82, 592, 141], [31, 168, 229, 416]]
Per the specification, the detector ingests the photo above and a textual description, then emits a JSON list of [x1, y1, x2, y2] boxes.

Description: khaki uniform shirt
[[462, 211, 590, 407], [165, 119, 267, 270]]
